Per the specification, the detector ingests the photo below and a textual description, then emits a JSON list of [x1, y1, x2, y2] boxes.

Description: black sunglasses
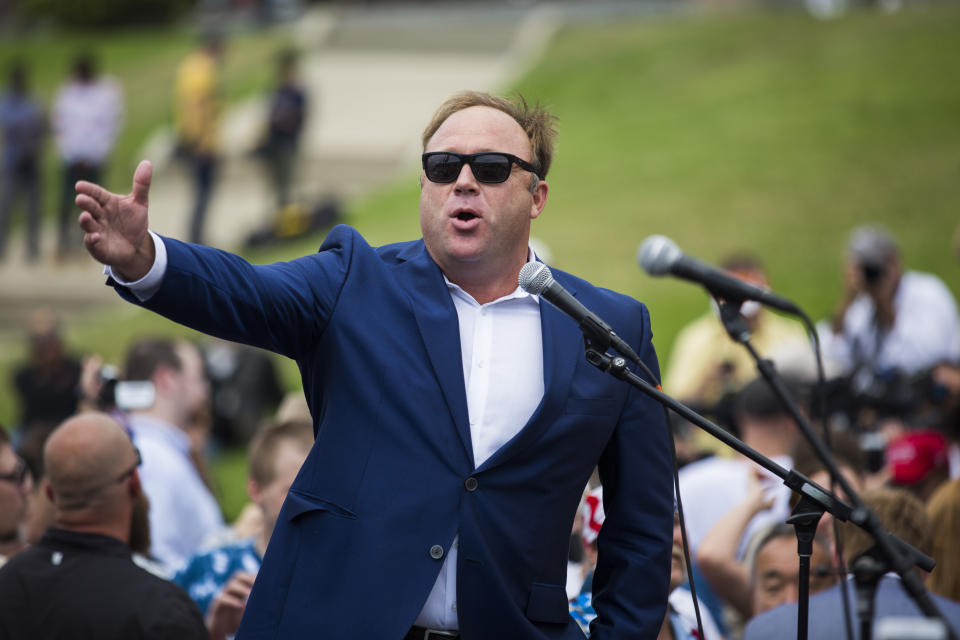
[[422, 152, 539, 184], [0, 455, 29, 486]]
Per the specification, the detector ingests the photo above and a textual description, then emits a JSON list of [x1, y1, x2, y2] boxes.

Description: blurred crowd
[[0, 35, 308, 263], [2, 215, 960, 639], [567, 224, 960, 638]]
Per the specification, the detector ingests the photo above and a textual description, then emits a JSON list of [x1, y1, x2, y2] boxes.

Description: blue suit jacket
[[116, 225, 674, 639]]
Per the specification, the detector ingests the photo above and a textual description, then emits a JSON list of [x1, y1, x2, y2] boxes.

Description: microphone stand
[[579, 339, 949, 640], [712, 301, 957, 640], [851, 550, 887, 640]]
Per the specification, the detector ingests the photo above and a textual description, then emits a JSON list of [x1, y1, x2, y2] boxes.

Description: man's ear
[[44, 481, 55, 504], [152, 365, 175, 394], [128, 470, 142, 498], [529, 180, 548, 221], [247, 477, 262, 504]]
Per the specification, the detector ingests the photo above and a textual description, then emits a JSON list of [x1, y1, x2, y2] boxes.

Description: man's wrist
[[106, 231, 167, 302], [113, 234, 157, 282]]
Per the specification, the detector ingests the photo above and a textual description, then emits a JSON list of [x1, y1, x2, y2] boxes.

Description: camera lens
[[861, 263, 883, 284]]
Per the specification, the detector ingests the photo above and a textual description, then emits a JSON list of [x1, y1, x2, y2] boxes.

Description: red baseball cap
[[886, 430, 948, 486]]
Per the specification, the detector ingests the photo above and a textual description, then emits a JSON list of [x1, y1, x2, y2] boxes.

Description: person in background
[[121, 337, 223, 571], [12, 309, 82, 476], [52, 52, 123, 261], [788, 430, 865, 550], [259, 48, 307, 212], [743, 487, 960, 640], [0, 61, 45, 263], [0, 412, 207, 640], [822, 225, 960, 383], [570, 497, 724, 640], [203, 338, 285, 447], [927, 477, 960, 603], [678, 377, 805, 555], [0, 425, 33, 565], [663, 254, 810, 414], [173, 419, 312, 640], [747, 523, 837, 618], [174, 33, 223, 245]]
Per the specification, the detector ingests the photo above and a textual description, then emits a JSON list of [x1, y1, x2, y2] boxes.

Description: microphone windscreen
[[637, 235, 681, 276], [519, 262, 553, 295]]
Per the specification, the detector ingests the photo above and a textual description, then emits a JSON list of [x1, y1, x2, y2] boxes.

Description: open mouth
[[455, 211, 478, 222]]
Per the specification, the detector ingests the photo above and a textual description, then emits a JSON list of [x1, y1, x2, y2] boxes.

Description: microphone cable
[[632, 355, 708, 640]]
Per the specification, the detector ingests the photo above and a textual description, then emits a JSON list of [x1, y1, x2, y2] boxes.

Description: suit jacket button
[[429, 545, 444, 560], [464, 477, 479, 492]]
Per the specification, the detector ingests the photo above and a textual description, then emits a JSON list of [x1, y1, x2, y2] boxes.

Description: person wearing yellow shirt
[[174, 34, 223, 245]]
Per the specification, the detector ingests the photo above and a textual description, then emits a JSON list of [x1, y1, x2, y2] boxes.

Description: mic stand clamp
[[787, 495, 828, 640]]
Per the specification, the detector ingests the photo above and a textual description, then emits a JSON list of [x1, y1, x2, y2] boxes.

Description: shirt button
[[429, 544, 444, 560], [464, 477, 479, 492]]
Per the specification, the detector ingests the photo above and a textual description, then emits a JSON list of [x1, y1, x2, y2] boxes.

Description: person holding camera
[[823, 225, 960, 381]]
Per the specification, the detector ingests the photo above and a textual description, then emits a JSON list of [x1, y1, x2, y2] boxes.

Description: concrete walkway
[[0, 2, 561, 335]]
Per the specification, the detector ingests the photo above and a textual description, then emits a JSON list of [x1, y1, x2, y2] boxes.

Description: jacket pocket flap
[[285, 490, 358, 521], [526, 582, 570, 624]]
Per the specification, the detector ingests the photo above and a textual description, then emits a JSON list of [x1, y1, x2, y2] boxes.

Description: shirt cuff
[[103, 230, 168, 302]]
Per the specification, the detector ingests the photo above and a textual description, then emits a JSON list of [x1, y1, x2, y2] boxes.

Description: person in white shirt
[[678, 377, 805, 557], [52, 53, 123, 260], [121, 337, 223, 572], [822, 225, 960, 385]]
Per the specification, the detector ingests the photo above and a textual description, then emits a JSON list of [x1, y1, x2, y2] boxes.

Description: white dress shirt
[[413, 267, 545, 630], [128, 413, 225, 572], [111, 237, 547, 630]]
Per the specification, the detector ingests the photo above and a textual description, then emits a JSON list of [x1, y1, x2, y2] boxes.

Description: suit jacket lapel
[[393, 242, 475, 469]]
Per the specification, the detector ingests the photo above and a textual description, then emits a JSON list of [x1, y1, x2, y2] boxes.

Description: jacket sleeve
[[112, 225, 358, 360], [589, 302, 674, 639]]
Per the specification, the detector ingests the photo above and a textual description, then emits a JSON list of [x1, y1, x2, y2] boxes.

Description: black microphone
[[637, 235, 800, 315], [519, 262, 641, 364]]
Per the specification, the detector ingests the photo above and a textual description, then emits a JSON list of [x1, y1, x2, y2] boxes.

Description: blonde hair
[[248, 419, 313, 486], [838, 487, 932, 562], [927, 478, 960, 601], [421, 91, 558, 182]]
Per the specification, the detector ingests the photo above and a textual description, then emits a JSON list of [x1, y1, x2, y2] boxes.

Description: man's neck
[[439, 250, 530, 306], [55, 520, 129, 545], [0, 536, 26, 559]]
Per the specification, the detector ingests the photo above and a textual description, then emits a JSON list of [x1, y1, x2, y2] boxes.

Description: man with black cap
[[824, 225, 960, 379]]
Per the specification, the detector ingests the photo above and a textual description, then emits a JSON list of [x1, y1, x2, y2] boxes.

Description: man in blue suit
[[74, 91, 674, 639]]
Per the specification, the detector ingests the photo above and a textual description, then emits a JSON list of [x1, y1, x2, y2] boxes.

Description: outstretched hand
[[76, 159, 155, 281]]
